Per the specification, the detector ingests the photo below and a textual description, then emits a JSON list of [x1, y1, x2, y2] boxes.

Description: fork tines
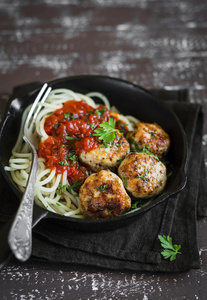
[[25, 83, 52, 130]]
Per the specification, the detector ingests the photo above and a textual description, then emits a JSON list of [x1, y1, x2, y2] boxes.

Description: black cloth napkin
[[0, 83, 206, 272]]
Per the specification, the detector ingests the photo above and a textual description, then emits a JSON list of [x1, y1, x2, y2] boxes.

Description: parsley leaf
[[93, 118, 120, 143], [158, 235, 181, 261]]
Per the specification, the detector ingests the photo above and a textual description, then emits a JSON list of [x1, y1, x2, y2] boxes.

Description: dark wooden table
[[0, 1, 207, 299]]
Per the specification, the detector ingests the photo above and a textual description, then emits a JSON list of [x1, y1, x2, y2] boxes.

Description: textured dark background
[[0, 0, 207, 299]]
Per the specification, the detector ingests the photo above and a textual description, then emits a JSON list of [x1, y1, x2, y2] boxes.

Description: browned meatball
[[127, 122, 170, 159], [118, 152, 167, 198], [79, 169, 131, 219], [79, 132, 130, 172]]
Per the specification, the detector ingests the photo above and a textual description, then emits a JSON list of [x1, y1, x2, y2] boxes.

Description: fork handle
[[8, 142, 38, 262]]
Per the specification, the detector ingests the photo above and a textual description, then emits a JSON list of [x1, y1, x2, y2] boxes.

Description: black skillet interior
[[0, 75, 187, 232]]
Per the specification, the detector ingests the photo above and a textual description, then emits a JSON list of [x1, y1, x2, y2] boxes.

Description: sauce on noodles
[[38, 99, 128, 186]]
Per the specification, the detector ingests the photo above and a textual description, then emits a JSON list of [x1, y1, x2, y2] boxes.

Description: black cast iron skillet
[[0, 75, 187, 264]]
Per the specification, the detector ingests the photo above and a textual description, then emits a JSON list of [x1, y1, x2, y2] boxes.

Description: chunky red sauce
[[38, 99, 128, 186]]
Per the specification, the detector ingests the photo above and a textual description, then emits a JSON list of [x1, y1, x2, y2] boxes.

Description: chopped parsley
[[64, 112, 74, 119], [128, 138, 139, 152], [122, 172, 128, 187], [131, 200, 143, 210], [59, 160, 68, 166], [136, 174, 147, 181], [65, 135, 75, 140], [86, 110, 93, 116], [66, 151, 79, 166], [54, 123, 62, 129], [67, 180, 84, 195], [85, 170, 93, 176], [65, 135, 82, 141], [97, 184, 108, 192], [141, 145, 159, 161], [57, 181, 83, 197], [116, 120, 128, 134], [95, 107, 106, 118], [87, 120, 95, 129], [57, 184, 67, 195]]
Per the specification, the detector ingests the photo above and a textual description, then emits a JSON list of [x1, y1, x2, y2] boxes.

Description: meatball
[[79, 132, 130, 172], [127, 122, 170, 159], [118, 152, 167, 198], [79, 169, 131, 219]]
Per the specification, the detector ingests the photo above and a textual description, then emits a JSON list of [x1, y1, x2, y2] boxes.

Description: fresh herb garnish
[[59, 160, 68, 166], [65, 135, 75, 140], [87, 120, 95, 130], [66, 151, 79, 166], [64, 112, 74, 119], [131, 200, 143, 210], [95, 107, 106, 118], [57, 181, 83, 197], [100, 143, 111, 148], [67, 180, 84, 195], [136, 174, 147, 181], [142, 145, 159, 160], [65, 135, 82, 141], [116, 120, 128, 134], [158, 235, 181, 261], [85, 170, 93, 176], [122, 172, 128, 187], [54, 123, 62, 129], [86, 110, 93, 116], [128, 138, 139, 152], [93, 118, 120, 143], [97, 184, 108, 192], [57, 183, 67, 195]]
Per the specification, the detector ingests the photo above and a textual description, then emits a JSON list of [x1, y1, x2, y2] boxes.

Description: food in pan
[[127, 122, 170, 159], [79, 130, 130, 172], [79, 169, 131, 219], [5, 88, 170, 219], [118, 152, 167, 198]]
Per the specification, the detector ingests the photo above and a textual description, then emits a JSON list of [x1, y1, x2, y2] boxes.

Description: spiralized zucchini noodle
[[5, 88, 139, 218]]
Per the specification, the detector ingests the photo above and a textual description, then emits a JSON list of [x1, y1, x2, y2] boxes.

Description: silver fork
[[8, 83, 52, 262]]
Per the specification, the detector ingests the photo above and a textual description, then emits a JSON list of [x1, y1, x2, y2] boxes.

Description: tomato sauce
[[38, 99, 128, 186]]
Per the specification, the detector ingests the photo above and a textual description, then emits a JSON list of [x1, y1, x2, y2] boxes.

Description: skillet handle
[[0, 206, 48, 270]]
